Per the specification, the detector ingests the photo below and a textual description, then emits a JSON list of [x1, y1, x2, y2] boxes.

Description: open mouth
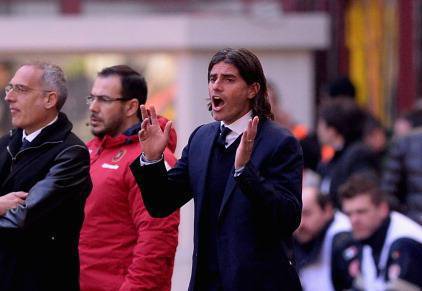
[[212, 96, 225, 110]]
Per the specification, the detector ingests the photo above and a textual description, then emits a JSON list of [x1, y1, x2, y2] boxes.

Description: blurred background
[[0, 0, 421, 290]]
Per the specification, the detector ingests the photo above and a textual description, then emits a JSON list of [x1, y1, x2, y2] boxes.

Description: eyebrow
[[209, 73, 238, 78]]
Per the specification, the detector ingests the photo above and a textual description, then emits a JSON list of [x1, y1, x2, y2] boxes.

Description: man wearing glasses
[[0, 62, 92, 291], [79, 65, 179, 291]]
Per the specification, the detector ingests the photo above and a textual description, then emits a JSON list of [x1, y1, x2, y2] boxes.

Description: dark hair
[[318, 98, 366, 144], [98, 65, 147, 118], [207, 48, 273, 120], [327, 76, 356, 99], [363, 113, 385, 137], [339, 173, 387, 206]]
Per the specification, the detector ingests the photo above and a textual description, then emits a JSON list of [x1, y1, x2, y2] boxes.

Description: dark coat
[[381, 128, 422, 224], [0, 113, 92, 291], [318, 142, 378, 208], [131, 119, 303, 291]]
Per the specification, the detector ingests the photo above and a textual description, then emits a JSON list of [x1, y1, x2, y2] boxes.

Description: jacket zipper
[[6, 141, 62, 172]]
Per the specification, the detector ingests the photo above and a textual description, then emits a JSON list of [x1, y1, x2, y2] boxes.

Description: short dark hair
[[208, 48, 273, 120], [318, 98, 366, 144], [98, 65, 147, 118], [327, 76, 356, 99], [363, 113, 385, 137], [339, 173, 387, 206]]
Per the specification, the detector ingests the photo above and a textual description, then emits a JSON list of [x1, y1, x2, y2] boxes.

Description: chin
[[91, 129, 105, 138]]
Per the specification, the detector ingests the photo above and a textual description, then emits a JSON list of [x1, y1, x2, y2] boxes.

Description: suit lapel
[[196, 123, 220, 218], [218, 120, 266, 219]]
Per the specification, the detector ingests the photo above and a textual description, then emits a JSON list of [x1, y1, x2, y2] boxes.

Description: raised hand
[[235, 116, 259, 169], [0, 191, 28, 216], [138, 105, 172, 161]]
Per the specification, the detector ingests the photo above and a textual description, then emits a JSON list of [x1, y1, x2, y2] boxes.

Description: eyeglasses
[[5, 84, 52, 95], [86, 95, 129, 105]]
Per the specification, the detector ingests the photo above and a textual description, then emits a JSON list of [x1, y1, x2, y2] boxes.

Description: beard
[[90, 114, 124, 138]]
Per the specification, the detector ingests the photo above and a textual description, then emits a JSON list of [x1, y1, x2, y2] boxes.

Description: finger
[[12, 197, 24, 205], [149, 106, 158, 126], [14, 191, 28, 199], [140, 117, 149, 131], [249, 116, 259, 140], [163, 120, 173, 141], [140, 105, 148, 122]]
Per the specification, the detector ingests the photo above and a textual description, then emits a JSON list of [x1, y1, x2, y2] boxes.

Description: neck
[[24, 112, 58, 135], [113, 117, 139, 137]]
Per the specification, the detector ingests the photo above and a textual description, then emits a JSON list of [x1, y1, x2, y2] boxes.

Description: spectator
[[333, 174, 422, 290], [317, 98, 376, 207], [294, 186, 351, 291], [382, 108, 422, 224]]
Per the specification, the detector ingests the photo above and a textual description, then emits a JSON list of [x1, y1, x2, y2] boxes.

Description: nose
[[4, 91, 14, 103], [210, 78, 223, 91], [89, 98, 99, 112]]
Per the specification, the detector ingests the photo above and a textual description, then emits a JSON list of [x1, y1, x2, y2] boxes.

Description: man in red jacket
[[79, 65, 179, 291]]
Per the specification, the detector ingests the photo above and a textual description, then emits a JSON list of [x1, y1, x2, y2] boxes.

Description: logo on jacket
[[112, 149, 126, 162]]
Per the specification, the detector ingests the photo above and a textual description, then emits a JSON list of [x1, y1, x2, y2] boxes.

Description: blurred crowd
[[269, 77, 422, 291]]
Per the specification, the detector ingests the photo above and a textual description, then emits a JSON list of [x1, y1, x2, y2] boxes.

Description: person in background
[[317, 98, 376, 207], [361, 114, 388, 175], [382, 106, 422, 224], [333, 173, 422, 291], [0, 62, 92, 291], [79, 65, 179, 291], [294, 185, 351, 291], [393, 107, 422, 138], [131, 48, 303, 291]]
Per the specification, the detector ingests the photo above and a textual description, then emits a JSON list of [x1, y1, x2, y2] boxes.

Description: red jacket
[[79, 124, 179, 291]]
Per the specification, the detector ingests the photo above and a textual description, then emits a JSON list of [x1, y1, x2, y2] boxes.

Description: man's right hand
[[0, 192, 28, 216], [139, 105, 172, 161]]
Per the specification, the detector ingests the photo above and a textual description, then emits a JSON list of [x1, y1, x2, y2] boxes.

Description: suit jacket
[[130, 119, 303, 291], [0, 113, 92, 291]]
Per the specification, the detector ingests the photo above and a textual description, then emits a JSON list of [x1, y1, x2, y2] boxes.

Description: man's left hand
[[235, 116, 259, 170]]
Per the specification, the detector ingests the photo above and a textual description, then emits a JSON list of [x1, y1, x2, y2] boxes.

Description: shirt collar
[[221, 110, 253, 136], [220, 111, 253, 148], [23, 115, 58, 142]]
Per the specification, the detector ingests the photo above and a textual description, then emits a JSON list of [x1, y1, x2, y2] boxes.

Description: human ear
[[44, 91, 58, 110], [248, 82, 260, 99], [126, 99, 140, 117]]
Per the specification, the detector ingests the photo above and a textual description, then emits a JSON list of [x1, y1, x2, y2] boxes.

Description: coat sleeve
[[130, 128, 202, 218], [119, 159, 179, 291], [0, 145, 92, 229], [234, 133, 303, 236], [381, 138, 406, 202]]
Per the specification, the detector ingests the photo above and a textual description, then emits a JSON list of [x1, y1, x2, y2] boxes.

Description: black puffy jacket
[[382, 128, 422, 224]]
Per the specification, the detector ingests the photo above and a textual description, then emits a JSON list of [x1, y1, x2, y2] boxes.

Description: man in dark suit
[[0, 62, 92, 291], [130, 48, 303, 291]]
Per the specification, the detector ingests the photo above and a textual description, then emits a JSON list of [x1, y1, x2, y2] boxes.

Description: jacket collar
[[90, 123, 140, 149], [8, 112, 72, 155]]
